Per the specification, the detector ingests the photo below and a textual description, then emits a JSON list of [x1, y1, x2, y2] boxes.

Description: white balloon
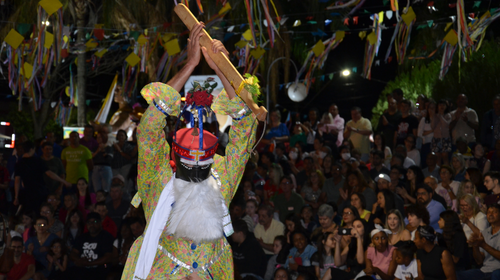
[[287, 83, 307, 102]]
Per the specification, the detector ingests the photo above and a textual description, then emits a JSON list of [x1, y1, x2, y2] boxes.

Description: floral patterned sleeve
[[134, 83, 181, 217], [211, 90, 257, 206]]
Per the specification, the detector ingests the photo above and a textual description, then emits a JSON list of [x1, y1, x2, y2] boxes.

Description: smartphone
[[338, 228, 352, 235]]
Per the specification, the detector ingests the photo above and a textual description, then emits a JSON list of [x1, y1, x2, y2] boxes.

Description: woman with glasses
[[458, 194, 488, 240], [40, 203, 64, 237], [25, 216, 59, 279]]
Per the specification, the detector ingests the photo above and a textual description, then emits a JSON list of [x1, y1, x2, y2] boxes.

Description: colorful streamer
[[362, 14, 382, 80], [439, 40, 457, 80]]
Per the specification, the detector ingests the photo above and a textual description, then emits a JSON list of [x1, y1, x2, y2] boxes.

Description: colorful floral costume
[[121, 83, 257, 280]]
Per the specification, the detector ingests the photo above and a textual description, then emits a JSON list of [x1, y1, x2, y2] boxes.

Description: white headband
[[371, 223, 392, 238]]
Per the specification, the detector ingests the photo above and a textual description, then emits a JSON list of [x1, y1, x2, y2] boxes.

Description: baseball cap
[[375, 173, 391, 183]]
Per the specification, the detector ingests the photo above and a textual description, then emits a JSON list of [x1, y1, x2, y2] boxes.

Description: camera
[[338, 228, 352, 235]]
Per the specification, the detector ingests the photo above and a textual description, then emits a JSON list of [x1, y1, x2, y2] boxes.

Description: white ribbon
[[370, 223, 392, 238], [133, 176, 175, 280]]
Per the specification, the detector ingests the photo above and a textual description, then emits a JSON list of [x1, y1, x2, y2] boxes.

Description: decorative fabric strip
[[211, 169, 233, 237], [153, 100, 170, 116], [133, 176, 175, 280], [172, 141, 219, 164], [157, 240, 228, 275]]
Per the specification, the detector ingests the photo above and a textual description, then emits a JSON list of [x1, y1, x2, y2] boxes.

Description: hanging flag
[[94, 74, 118, 124]]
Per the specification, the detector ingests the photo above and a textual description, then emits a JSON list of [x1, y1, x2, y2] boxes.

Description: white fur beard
[[166, 176, 225, 243]]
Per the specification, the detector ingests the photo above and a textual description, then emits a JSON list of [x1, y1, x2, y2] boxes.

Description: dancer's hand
[[202, 40, 229, 72], [186, 22, 205, 68]]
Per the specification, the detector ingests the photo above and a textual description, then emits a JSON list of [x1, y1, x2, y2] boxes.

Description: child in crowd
[[47, 238, 68, 279], [242, 199, 259, 231], [300, 205, 317, 234], [264, 235, 286, 280], [95, 190, 107, 203], [393, 241, 418, 280], [312, 231, 337, 279]]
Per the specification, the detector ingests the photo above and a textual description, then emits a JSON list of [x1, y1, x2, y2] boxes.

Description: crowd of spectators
[[1, 89, 500, 280], [0, 125, 143, 280], [228, 91, 500, 280]]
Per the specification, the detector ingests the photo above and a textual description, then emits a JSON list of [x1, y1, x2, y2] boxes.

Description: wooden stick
[[174, 4, 267, 122]]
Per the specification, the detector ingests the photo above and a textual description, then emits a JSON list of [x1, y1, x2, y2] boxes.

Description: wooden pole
[[174, 4, 267, 122]]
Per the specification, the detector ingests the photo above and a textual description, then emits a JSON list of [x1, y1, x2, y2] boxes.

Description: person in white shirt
[[458, 194, 488, 240], [394, 240, 419, 280], [450, 94, 480, 145]]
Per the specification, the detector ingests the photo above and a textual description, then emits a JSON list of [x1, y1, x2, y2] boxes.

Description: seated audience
[[284, 214, 306, 244], [76, 177, 96, 213], [40, 203, 64, 237], [370, 189, 397, 226], [68, 212, 114, 280], [273, 175, 305, 223], [457, 205, 500, 280], [284, 230, 317, 277], [369, 150, 391, 181], [397, 165, 424, 205], [300, 205, 317, 234], [106, 184, 131, 229], [300, 170, 326, 213], [386, 209, 411, 245], [255, 204, 285, 256], [415, 184, 446, 233], [415, 225, 456, 280], [452, 153, 467, 182], [231, 220, 267, 279], [423, 152, 441, 180], [310, 204, 338, 244], [94, 202, 118, 238], [406, 204, 431, 240], [322, 218, 371, 280], [350, 192, 371, 222], [362, 224, 397, 280], [46, 238, 68, 279], [483, 171, 500, 206], [458, 194, 488, 240], [322, 163, 345, 204], [468, 143, 491, 175], [311, 231, 337, 279], [25, 216, 59, 279], [263, 235, 286, 280], [63, 209, 84, 251], [438, 210, 470, 270], [2, 236, 35, 280], [393, 240, 419, 280], [405, 134, 421, 167], [263, 163, 283, 203]]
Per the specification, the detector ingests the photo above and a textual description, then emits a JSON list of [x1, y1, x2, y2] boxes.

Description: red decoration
[[353, 16, 359, 25], [344, 18, 350, 26], [427, 1, 434, 7], [449, 3, 456, 8], [469, 13, 475, 18], [185, 90, 214, 107], [94, 29, 104, 41]]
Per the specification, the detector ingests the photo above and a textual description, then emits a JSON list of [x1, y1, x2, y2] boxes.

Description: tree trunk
[[75, 0, 89, 126]]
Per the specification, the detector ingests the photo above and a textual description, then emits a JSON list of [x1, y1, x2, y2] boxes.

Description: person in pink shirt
[[76, 178, 96, 213], [362, 224, 398, 280]]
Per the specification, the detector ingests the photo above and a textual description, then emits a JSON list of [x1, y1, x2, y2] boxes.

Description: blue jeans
[[92, 165, 113, 192], [492, 270, 500, 280], [457, 269, 492, 280]]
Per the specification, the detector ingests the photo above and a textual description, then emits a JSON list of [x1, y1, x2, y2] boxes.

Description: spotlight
[[342, 70, 350, 77]]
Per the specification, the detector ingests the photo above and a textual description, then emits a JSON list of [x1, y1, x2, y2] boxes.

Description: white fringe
[[166, 176, 225, 243]]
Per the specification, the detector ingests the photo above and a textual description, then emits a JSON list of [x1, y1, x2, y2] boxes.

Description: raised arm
[[205, 40, 258, 204]]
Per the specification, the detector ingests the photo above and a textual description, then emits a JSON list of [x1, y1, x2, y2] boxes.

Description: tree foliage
[[372, 39, 500, 127]]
